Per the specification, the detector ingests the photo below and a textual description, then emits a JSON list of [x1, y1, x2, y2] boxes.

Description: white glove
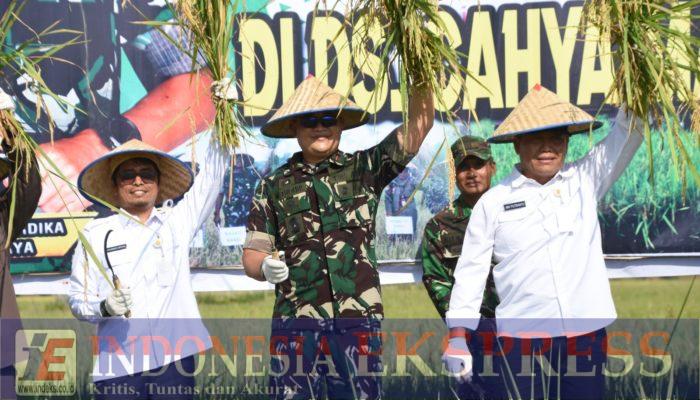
[[0, 87, 15, 111], [442, 336, 473, 384], [210, 77, 239, 101], [104, 287, 133, 317], [262, 255, 289, 284]]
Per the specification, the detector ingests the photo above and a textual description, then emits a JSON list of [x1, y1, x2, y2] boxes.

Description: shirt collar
[[117, 207, 163, 227], [510, 163, 574, 188], [287, 150, 350, 175], [451, 195, 473, 220]]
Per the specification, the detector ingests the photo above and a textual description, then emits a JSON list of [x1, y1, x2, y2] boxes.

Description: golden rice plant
[[0, 3, 118, 295], [138, 0, 249, 150], [0, 1, 80, 173], [338, 0, 482, 209], [580, 0, 700, 187], [346, 0, 477, 122], [0, 1, 80, 245]]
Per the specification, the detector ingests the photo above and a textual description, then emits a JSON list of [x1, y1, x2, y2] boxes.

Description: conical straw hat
[[261, 75, 367, 138], [78, 139, 193, 207], [489, 84, 602, 143]]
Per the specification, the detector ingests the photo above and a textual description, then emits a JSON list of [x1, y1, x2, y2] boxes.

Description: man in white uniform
[[69, 137, 227, 399], [442, 84, 643, 399]]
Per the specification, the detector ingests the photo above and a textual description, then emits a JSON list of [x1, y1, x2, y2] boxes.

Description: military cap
[[450, 135, 492, 166]]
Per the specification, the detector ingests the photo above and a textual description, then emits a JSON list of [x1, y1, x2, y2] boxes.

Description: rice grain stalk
[[171, 0, 250, 150], [348, 0, 480, 120], [0, 1, 81, 178], [342, 0, 484, 207], [580, 0, 700, 187]]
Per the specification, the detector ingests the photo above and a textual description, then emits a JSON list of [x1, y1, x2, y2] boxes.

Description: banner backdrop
[[3, 0, 699, 275]]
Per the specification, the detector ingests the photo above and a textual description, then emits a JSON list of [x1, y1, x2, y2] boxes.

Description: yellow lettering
[[542, 6, 581, 101], [428, 10, 462, 112], [351, 15, 388, 114], [390, 88, 403, 113], [668, 7, 693, 101], [464, 10, 503, 110], [239, 18, 279, 117], [502, 9, 542, 107], [310, 14, 352, 96], [577, 26, 615, 105], [279, 17, 298, 102]]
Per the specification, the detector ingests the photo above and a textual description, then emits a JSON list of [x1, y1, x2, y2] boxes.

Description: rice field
[[16, 276, 700, 319], [14, 277, 700, 399]]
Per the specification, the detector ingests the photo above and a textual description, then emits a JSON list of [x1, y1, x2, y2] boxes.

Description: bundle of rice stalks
[[580, 0, 700, 187], [0, 1, 80, 175], [338, 0, 480, 209], [0, 2, 82, 251], [347, 0, 476, 122], [139, 0, 249, 150]]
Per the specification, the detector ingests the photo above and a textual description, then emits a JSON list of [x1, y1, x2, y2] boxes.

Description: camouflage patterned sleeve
[[243, 180, 278, 254], [420, 219, 454, 319], [366, 128, 416, 193]]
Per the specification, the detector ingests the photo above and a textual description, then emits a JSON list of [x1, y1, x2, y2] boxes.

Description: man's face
[[294, 113, 343, 163], [114, 158, 160, 211], [456, 156, 495, 196], [513, 131, 569, 184]]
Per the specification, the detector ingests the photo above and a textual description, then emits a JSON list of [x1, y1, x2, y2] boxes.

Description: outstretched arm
[[395, 84, 434, 154], [172, 139, 229, 243], [574, 108, 645, 200]]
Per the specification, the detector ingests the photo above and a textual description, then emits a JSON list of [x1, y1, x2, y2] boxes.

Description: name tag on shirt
[[106, 244, 127, 253], [503, 201, 526, 211]]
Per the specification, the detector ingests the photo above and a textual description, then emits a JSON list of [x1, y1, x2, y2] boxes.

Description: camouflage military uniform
[[245, 129, 412, 399], [429, 136, 502, 399], [245, 129, 413, 320], [421, 202, 499, 318]]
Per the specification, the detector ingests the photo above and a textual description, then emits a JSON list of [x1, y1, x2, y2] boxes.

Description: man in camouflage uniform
[[421, 136, 498, 399], [243, 75, 434, 399]]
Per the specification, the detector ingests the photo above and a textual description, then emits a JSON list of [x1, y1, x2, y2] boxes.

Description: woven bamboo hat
[[489, 84, 602, 143], [78, 139, 193, 207], [261, 75, 367, 138]]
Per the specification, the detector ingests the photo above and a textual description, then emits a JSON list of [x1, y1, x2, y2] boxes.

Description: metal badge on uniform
[[504, 201, 526, 211]]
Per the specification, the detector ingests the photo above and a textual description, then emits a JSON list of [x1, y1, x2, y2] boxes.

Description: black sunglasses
[[117, 169, 158, 185], [299, 114, 338, 129]]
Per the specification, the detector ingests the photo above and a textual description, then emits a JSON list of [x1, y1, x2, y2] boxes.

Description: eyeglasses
[[117, 169, 158, 185], [299, 115, 338, 129]]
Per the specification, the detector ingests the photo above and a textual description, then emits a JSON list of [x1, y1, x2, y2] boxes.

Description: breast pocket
[[280, 196, 314, 246], [495, 206, 537, 255], [104, 247, 131, 273], [157, 259, 177, 287], [335, 181, 375, 228]]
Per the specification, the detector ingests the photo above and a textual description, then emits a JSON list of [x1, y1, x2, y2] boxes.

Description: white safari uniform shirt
[[446, 110, 643, 337], [69, 141, 227, 380]]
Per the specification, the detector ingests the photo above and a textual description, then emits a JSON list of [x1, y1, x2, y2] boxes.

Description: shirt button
[[554, 188, 561, 197]]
